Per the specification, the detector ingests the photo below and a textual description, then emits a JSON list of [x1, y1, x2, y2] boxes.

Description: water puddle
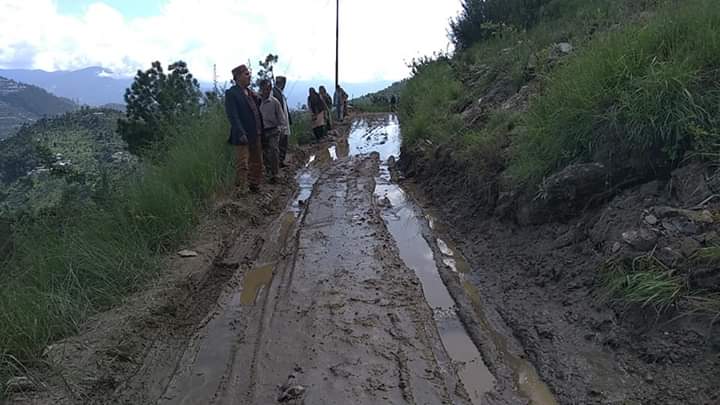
[[348, 114, 557, 405], [240, 264, 274, 305], [431, 225, 557, 405]]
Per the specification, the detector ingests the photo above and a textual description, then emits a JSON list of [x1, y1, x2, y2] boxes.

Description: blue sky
[[0, 0, 461, 83]]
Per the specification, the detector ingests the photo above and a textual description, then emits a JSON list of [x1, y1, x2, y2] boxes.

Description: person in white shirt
[[273, 76, 292, 167], [259, 79, 287, 183]]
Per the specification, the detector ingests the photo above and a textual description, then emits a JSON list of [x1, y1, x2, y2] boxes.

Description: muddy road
[[10, 114, 559, 405]]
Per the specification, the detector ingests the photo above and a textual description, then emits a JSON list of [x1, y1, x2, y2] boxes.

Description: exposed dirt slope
[[399, 148, 720, 404]]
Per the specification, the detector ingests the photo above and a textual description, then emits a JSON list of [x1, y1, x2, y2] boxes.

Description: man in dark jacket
[[273, 76, 291, 167], [225, 64, 264, 193]]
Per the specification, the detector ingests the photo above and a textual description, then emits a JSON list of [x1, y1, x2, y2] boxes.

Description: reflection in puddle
[[427, 220, 557, 405], [350, 115, 494, 404], [349, 113, 557, 405], [375, 162, 494, 405]]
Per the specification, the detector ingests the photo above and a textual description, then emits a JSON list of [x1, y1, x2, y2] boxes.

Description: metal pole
[[335, 0, 340, 120]]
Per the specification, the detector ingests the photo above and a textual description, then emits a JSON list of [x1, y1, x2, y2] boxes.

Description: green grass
[[289, 111, 314, 146], [601, 255, 685, 313], [0, 104, 234, 387], [398, 60, 464, 147], [510, 0, 720, 185]]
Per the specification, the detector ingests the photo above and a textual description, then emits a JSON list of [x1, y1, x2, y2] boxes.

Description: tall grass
[[398, 60, 464, 147], [511, 0, 720, 185], [0, 104, 233, 384], [289, 111, 314, 146]]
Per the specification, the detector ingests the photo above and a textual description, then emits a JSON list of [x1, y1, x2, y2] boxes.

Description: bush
[[510, 0, 720, 185], [0, 104, 233, 383], [289, 111, 314, 145]]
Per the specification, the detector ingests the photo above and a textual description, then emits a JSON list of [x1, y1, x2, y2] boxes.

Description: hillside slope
[[398, 0, 720, 403], [0, 108, 133, 217], [0, 77, 77, 139]]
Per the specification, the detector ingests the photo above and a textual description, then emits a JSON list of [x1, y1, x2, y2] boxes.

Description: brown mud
[[9, 115, 533, 405], [400, 140, 720, 404], [13, 113, 716, 405]]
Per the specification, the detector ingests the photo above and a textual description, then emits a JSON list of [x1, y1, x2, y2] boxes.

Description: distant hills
[[0, 67, 133, 107], [0, 108, 134, 217], [0, 67, 395, 111], [0, 76, 77, 139]]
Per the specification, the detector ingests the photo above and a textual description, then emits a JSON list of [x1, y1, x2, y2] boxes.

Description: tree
[[254, 54, 279, 88], [118, 61, 202, 155], [449, 0, 550, 49]]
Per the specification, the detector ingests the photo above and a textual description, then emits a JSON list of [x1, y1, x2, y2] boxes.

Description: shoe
[[249, 184, 260, 193], [280, 162, 287, 168]]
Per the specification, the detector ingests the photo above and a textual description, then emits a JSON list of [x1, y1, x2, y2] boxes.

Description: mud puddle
[[429, 218, 558, 405], [348, 114, 557, 405]]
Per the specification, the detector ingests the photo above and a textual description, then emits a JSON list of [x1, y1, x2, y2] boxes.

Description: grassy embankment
[[399, 0, 720, 313], [0, 104, 235, 387]]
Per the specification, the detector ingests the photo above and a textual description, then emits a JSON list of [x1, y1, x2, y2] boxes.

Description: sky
[[0, 0, 461, 84]]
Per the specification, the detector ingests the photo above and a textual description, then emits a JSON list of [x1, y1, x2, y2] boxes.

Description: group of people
[[224, 64, 350, 194], [308, 85, 348, 142], [224, 64, 292, 193]]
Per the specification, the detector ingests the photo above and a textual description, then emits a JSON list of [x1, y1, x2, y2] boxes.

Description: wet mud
[[10, 114, 576, 405]]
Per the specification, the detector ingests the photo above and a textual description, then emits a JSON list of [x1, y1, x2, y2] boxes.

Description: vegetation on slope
[[399, 0, 720, 312], [0, 65, 234, 388]]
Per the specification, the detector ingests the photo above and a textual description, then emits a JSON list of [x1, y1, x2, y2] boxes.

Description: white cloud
[[0, 0, 461, 83]]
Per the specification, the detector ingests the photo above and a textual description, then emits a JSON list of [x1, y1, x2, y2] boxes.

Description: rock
[[654, 206, 714, 224], [670, 163, 712, 206], [656, 247, 682, 267], [621, 229, 658, 251], [680, 237, 702, 257], [517, 163, 608, 225], [278, 385, 306, 402], [5, 376, 36, 393], [644, 215, 659, 225], [177, 249, 198, 258], [557, 42, 574, 54]]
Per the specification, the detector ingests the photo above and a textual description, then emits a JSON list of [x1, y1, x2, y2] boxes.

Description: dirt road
[[10, 114, 558, 405]]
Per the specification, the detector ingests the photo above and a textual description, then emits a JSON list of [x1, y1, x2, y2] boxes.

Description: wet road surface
[[156, 114, 557, 404]]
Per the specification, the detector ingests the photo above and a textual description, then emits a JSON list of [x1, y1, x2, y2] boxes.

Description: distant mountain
[[0, 67, 396, 112], [0, 76, 77, 139], [0, 67, 133, 107]]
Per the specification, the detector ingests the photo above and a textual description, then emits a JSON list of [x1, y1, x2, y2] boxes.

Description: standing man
[[224, 64, 264, 193], [259, 79, 285, 184], [319, 86, 333, 130], [273, 76, 291, 167]]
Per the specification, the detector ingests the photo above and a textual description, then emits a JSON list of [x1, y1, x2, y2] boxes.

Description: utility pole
[[335, 0, 341, 120], [213, 64, 218, 94]]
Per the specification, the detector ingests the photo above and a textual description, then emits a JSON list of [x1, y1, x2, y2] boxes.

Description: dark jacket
[[225, 85, 263, 145]]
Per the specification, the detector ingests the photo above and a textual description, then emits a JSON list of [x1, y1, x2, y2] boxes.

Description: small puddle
[[240, 264, 274, 305], [348, 114, 557, 405], [348, 115, 494, 404], [432, 226, 558, 405]]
